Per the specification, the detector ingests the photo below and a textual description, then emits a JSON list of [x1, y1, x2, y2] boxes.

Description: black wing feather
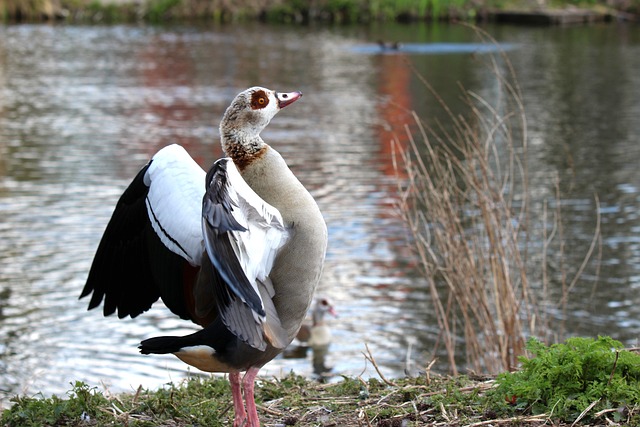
[[196, 259, 266, 350], [80, 161, 192, 321]]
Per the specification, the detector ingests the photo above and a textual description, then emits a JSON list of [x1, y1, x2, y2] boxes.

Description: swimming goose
[[376, 40, 402, 51], [80, 87, 328, 427], [296, 297, 337, 347]]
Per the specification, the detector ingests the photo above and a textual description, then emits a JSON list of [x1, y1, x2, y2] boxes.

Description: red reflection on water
[[373, 52, 420, 275], [375, 53, 414, 181]]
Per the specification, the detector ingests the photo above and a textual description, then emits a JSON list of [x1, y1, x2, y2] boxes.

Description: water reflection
[[1, 22, 640, 406]]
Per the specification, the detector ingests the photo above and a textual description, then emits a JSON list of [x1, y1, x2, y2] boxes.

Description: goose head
[[220, 87, 302, 143], [312, 297, 337, 326]]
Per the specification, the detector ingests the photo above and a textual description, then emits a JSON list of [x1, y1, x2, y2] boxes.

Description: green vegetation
[[0, 0, 638, 23], [3, 338, 639, 426], [494, 337, 640, 423]]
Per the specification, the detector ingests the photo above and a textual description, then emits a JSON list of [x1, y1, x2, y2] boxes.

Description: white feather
[[145, 144, 205, 266], [222, 160, 289, 304]]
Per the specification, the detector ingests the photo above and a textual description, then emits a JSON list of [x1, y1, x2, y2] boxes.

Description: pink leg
[[242, 367, 262, 427], [230, 372, 247, 427]]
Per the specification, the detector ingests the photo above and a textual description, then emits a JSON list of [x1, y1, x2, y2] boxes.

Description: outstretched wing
[[200, 158, 290, 350], [80, 144, 205, 321]]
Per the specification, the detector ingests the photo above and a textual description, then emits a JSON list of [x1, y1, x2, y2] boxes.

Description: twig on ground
[[466, 414, 549, 426], [571, 399, 600, 427], [363, 343, 397, 387]]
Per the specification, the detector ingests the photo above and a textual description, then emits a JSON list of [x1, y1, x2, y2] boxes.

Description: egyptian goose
[[296, 297, 337, 347], [80, 87, 328, 427]]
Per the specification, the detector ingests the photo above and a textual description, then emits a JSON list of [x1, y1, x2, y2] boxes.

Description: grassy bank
[[0, 0, 638, 23], [2, 338, 639, 426]]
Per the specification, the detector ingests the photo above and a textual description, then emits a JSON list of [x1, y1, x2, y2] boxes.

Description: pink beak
[[276, 91, 302, 109]]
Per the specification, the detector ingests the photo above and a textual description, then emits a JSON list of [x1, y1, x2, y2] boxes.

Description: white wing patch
[[223, 161, 289, 289], [145, 144, 206, 266]]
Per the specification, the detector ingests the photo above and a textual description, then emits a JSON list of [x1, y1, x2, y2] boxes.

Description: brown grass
[[393, 27, 600, 376], [0, 0, 58, 20]]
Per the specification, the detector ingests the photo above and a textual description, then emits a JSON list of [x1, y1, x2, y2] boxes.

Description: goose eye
[[251, 90, 270, 110]]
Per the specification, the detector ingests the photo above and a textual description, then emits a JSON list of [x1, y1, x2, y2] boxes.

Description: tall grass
[[2, 0, 637, 22], [393, 29, 600, 375], [0, 0, 58, 20], [0, 0, 482, 22]]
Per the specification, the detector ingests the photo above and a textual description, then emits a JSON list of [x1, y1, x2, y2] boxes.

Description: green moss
[[493, 336, 640, 421], [256, 371, 308, 403], [330, 376, 368, 397], [2, 382, 110, 427]]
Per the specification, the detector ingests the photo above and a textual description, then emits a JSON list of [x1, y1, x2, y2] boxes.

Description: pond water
[[1, 21, 639, 405]]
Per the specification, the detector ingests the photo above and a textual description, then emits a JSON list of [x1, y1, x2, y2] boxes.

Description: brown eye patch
[[250, 90, 269, 110]]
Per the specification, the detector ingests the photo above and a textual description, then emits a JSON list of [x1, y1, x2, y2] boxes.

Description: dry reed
[[393, 29, 600, 375], [0, 0, 58, 20]]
